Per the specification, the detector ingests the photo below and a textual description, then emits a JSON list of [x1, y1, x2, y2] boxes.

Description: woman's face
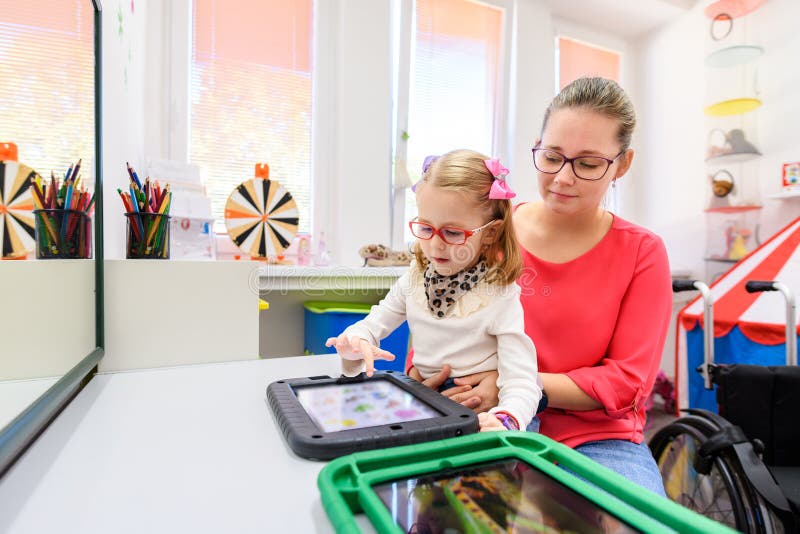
[[536, 108, 632, 217]]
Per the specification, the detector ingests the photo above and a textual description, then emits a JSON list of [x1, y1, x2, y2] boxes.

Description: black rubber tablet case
[[267, 371, 479, 460]]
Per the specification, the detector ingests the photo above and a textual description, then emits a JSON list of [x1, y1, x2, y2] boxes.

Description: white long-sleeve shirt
[[342, 263, 542, 429]]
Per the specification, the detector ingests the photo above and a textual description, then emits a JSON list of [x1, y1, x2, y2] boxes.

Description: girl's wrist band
[[494, 411, 519, 430]]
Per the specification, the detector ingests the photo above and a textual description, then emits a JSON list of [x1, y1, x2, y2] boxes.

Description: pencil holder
[[125, 212, 171, 259], [33, 209, 92, 259]]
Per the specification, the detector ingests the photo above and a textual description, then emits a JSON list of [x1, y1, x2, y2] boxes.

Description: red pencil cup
[[126, 212, 171, 259], [33, 209, 92, 259]]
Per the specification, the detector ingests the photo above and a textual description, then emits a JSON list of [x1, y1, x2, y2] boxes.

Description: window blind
[[191, 0, 313, 233], [0, 0, 95, 182]]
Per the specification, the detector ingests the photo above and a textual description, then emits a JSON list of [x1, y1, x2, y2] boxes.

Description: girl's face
[[536, 108, 633, 217], [415, 184, 494, 276]]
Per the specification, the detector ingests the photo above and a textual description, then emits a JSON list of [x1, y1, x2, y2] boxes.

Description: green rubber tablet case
[[318, 432, 735, 534]]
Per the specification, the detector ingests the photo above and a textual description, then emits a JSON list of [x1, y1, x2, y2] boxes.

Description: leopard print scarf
[[423, 260, 488, 318]]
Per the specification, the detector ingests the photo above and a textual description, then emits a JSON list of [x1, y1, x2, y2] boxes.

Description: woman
[[420, 77, 672, 495]]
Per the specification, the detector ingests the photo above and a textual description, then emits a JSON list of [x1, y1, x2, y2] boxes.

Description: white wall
[[630, 4, 706, 278], [632, 0, 800, 279], [750, 0, 800, 236], [327, 0, 394, 266], [507, 0, 554, 203], [633, 0, 800, 378]]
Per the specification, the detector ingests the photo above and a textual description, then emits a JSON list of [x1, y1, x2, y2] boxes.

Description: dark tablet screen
[[373, 459, 639, 533], [293, 379, 442, 433]]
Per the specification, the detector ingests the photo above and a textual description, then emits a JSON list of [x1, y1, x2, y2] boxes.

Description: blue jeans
[[572, 439, 666, 497]]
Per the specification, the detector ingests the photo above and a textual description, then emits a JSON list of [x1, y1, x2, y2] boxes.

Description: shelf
[[256, 264, 408, 291], [705, 257, 739, 263], [767, 190, 800, 200], [704, 98, 762, 117], [704, 205, 762, 213], [705, 0, 767, 19], [705, 45, 764, 68], [705, 151, 761, 165]]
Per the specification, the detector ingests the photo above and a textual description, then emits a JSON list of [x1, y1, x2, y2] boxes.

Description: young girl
[[325, 149, 542, 431]]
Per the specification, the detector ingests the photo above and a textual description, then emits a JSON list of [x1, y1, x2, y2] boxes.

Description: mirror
[[0, 0, 102, 470]]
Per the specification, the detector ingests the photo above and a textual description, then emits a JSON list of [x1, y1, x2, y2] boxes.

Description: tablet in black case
[[267, 371, 479, 460]]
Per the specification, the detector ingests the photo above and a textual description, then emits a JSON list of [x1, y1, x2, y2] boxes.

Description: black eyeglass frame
[[531, 145, 625, 181]]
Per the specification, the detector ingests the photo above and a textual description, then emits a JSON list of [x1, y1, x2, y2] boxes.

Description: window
[[191, 0, 313, 233], [393, 0, 508, 245], [0, 0, 95, 182], [556, 36, 620, 90]]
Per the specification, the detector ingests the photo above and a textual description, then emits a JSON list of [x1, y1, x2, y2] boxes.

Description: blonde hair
[[412, 149, 522, 286], [541, 77, 636, 151]]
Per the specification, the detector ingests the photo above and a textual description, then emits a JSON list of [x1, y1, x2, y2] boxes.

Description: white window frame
[[391, 0, 514, 249]]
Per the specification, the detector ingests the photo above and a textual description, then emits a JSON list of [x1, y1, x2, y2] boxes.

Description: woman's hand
[[325, 334, 395, 377], [408, 367, 500, 412], [407, 364, 475, 403], [446, 371, 499, 412]]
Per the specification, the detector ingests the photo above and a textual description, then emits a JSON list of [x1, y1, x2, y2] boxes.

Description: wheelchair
[[649, 279, 800, 533]]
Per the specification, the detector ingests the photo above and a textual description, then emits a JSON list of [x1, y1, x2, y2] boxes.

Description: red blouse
[[518, 214, 672, 447]]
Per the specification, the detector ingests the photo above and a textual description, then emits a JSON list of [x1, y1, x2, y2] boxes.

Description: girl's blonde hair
[[541, 77, 636, 151], [412, 149, 522, 286]]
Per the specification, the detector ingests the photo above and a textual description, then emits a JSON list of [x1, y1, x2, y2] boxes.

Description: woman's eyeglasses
[[408, 220, 495, 245], [531, 146, 624, 181]]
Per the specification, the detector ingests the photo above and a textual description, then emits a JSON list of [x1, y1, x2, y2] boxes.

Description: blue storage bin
[[303, 301, 410, 373]]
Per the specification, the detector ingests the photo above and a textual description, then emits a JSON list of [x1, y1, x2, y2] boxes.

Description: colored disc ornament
[[224, 178, 299, 259], [0, 160, 39, 259]]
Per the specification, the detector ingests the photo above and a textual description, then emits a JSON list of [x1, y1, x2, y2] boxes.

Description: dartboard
[[0, 160, 39, 259], [224, 178, 299, 258]]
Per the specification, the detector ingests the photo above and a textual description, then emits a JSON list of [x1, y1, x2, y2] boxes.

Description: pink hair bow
[[485, 159, 515, 199]]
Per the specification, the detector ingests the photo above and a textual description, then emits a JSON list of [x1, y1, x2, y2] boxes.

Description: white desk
[[0, 355, 370, 534]]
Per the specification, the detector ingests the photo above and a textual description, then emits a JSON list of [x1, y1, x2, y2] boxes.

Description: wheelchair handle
[[745, 280, 777, 293], [673, 279, 700, 292], [744, 280, 797, 366], [673, 279, 715, 388]]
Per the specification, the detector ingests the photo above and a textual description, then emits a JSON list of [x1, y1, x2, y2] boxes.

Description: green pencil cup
[[33, 209, 92, 259], [125, 212, 171, 259]]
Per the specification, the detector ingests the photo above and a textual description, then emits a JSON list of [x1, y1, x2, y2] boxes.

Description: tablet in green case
[[267, 371, 478, 460], [318, 432, 736, 534]]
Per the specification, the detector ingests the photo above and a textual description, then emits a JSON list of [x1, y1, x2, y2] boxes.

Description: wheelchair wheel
[[651, 418, 746, 529], [651, 415, 787, 533], [677, 412, 790, 533]]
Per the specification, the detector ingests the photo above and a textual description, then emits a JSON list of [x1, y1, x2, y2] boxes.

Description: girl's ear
[[480, 220, 502, 245]]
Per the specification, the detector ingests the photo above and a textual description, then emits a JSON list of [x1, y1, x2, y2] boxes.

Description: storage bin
[[303, 301, 409, 372]]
